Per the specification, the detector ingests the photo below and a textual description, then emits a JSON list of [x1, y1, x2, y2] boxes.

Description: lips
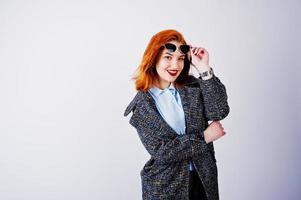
[[167, 70, 178, 76]]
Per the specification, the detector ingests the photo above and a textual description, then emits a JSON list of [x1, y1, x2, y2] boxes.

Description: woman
[[124, 29, 230, 200]]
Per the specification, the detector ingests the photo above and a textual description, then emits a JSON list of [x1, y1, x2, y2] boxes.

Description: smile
[[167, 70, 178, 76]]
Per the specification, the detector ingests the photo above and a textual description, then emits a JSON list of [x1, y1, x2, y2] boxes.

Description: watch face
[[201, 71, 208, 77], [201, 68, 214, 77], [199, 67, 214, 78]]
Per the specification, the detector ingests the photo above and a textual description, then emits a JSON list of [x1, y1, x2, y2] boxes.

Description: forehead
[[167, 40, 183, 46]]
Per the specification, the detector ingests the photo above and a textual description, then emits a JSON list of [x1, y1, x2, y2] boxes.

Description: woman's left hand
[[204, 121, 225, 143], [189, 46, 210, 71]]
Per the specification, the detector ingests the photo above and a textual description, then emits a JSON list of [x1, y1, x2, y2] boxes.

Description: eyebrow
[[165, 52, 185, 57]]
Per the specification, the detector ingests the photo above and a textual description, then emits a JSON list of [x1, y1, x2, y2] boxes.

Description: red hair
[[131, 29, 192, 91]]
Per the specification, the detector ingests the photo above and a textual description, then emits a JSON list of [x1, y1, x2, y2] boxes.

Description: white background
[[0, 0, 300, 199]]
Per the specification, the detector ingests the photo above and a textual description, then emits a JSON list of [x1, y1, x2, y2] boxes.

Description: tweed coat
[[124, 74, 230, 200]]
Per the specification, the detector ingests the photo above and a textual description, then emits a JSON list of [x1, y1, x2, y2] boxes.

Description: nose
[[170, 58, 181, 70]]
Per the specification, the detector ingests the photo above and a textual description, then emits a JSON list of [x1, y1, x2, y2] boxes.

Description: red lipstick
[[167, 70, 178, 76]]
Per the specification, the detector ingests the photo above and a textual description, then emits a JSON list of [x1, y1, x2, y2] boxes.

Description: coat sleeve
[[197, 74, 230, 121], [129, 109, 207, 165]]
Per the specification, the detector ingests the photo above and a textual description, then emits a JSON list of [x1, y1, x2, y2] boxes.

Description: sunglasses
[[161, 43, 190, 54]]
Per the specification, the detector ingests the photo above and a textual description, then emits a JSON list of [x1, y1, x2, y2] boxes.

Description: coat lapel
[[141, 86, 199, 137]]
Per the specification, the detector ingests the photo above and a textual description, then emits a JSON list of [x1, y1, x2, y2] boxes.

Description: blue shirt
[[148, 83, 195, 171]]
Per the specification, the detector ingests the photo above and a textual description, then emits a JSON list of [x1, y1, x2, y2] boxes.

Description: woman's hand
[[189, 46, 210, 71], [204, 121, 226, 143]]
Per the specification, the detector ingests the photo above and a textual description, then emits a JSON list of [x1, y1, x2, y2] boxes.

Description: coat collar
[[148, 82, 176, 96], [124, 85, 199, 136]]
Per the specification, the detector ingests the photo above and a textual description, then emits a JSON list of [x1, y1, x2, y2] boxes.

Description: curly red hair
[[131, 29, 192, 91]]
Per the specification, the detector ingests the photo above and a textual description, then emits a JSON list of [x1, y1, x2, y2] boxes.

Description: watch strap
[[199, 67, 214, 78]]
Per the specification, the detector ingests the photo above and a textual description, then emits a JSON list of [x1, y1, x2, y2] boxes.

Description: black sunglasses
[[161, 43, 190, 54]]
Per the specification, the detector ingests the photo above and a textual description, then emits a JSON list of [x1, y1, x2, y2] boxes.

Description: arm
[[136, 126, 206, 165], [198, 74, 230, 121], [189, 46, 230, 121], [130, 111, 206, 165]]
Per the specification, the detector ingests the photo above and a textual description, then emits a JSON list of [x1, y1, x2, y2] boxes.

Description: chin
[[162, 76, 174, 81], [158, 73, 179, 84]]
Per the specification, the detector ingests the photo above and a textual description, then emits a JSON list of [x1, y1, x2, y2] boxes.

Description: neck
[[154, 79, 172, 90]]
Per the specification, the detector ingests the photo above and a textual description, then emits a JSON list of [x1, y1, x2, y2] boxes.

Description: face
[[154, 41, 186, 89]]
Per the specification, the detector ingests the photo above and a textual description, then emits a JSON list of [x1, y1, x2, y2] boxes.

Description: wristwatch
[[198, 67, 214, 79]]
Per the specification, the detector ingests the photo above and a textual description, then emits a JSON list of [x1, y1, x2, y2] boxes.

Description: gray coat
[[124, 74, 230, 200]]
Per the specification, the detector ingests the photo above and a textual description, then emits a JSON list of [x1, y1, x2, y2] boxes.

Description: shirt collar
[[149, 83, 176, 97]]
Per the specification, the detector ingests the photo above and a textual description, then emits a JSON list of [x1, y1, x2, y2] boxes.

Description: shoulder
[[182, 75, 201, 88], [124, 91, 146, 117]]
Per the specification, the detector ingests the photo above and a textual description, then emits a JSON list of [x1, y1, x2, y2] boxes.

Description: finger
[[219, 131, 225, 137], [198, 48, 204, 55]]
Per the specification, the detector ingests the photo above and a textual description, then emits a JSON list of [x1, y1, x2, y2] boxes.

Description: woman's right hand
[[204, 121, 226, 143]]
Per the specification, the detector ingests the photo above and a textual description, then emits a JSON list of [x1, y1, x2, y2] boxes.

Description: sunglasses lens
[[180, 45, 190, 54], [165, 43, 176, 52], [163, 43, 189, 54]]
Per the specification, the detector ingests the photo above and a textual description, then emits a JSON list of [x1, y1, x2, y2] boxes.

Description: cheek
[[158, 60, 168, 67], [179, 61, 185, 70], [156, 62, 167, 72], [156, 66, 166, 74]]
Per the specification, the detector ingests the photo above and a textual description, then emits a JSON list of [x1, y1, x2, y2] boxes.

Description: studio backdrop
[[0, 0, 300, 200]]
